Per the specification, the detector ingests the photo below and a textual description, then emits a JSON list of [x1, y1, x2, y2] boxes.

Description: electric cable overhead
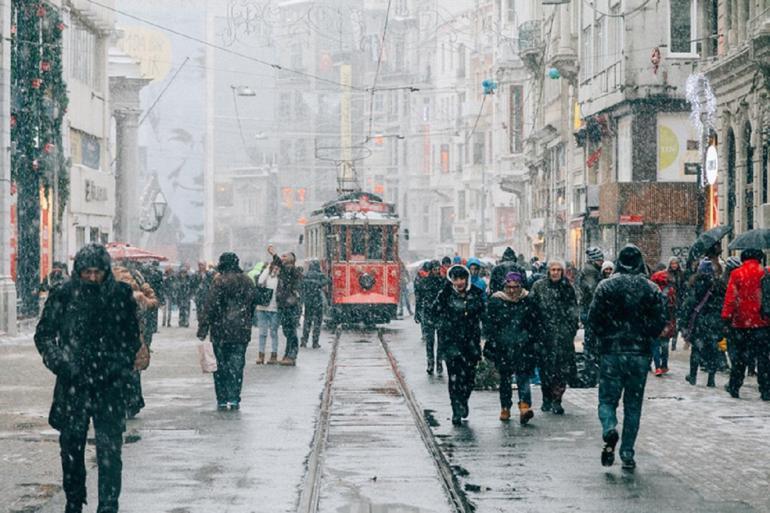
[[366, 0, 394, 141], [581, 0, 653, 18]]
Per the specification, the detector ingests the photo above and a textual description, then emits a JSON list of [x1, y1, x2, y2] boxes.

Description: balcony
[[518, 20, 543, 72]]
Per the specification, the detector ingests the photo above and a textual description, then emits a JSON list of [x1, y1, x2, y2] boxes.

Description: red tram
[[304, 192, 400, 326]]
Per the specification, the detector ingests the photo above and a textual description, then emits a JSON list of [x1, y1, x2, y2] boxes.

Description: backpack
[[761, 269, 770, 318]]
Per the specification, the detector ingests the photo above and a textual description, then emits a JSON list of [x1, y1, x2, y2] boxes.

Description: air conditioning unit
[[760, 203, 770, 229]]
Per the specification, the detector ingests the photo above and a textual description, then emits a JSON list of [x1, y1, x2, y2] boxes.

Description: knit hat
[[616, 244, 645, 275], [586, 246, 604, 262], [601, 261, 615, 273], [505, 271, 525, 284], [726, 256, 741, 271], [697, 259, 714, 275]]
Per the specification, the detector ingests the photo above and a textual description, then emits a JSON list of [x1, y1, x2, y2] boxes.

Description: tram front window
[[351, 226, 366, 260], [368, 226, 383, 260]]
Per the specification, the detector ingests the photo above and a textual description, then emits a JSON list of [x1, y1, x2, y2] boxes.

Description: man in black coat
[[176, 264, 195, 327], [143, 261, 164, 338], [301, 260, 329, 348], [588, 244, 666, 471], [489, 247, 526, 294], [415, 261, 445, 375], [34, 244, 144, 513]]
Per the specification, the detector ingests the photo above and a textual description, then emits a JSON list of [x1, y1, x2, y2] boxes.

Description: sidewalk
[[386, 319, 768, 513]]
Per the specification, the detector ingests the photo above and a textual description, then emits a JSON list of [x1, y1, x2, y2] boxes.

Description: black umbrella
[[687, 225, 733, 262], [727, 229, 770, 250]]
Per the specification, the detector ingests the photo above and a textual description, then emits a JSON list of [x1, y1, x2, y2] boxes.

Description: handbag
[[254, 286, 273, 307], [197, 341, 218, 373]]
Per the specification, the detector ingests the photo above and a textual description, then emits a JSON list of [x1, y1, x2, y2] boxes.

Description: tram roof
[[310, 191, 398, 221]]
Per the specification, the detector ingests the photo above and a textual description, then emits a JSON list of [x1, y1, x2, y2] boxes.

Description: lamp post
[[139, 191, 168, 232]]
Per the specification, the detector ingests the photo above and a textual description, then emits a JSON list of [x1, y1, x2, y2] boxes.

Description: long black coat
[[197, 271, 257, 344], [483, 291, 542, 375], [34, 277, 141, 432], [431, 282, 485, 362], [679, 274, 726, 349], [415, 274, 444, 326], [530, 277, 579, 376]]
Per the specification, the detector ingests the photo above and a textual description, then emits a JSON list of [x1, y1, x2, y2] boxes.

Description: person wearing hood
[[197, 252, 258, 410], [431, 265, 485, 425], [484, 272, 542, 424], [601, 261, 614, 279], [490, 247, 526, 294], [40, 260, 69, 294], [721, 248, 770, 400], [650, 268, 678, 376], [679, 259, 725, 388], [34, 243, 145, 513], [415, 260, 446, 375], [588, 244, 667, 471], [466, 257, 488, 299], [530, 260, 579, 415], [301, 260, 329, 349]]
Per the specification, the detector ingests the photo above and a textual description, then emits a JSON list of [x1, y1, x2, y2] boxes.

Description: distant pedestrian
[[34, 243, 146, 513], [197, 252, 257, 410], [588, 244, 667, 470], [721, 248, 770, 400], [650, 269, 677, 376], [489, 247, 526, 294], [484, 271, 541, 424], [601, 261, 614, 279], [193, 261, 215, 326], [415, 260, 445, 375], [530, 260, 579, 415], [440, 256, 452, 278], [255, 259, 281, 364], [40, 261, 69, 294], [269, 245, 304, 366], [397, 259, 414, 318], [680, 259, 725, 388], [161, 267, 176, 327], [143, 261, 164, 336], [467, 257, 488, 299], [176, 264, 195, 327], [577, 247, 603, 361], [301, 260, 329, 348], [432, 265, 485, 426]]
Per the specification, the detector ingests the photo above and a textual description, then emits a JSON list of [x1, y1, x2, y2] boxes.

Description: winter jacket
[[483, 290, 542, 375], [175, 272, 195, 303], [193, 270, 215, 306], [415, 273, 444, 326], [302, 261, 329, 309], [466, 257, 488, 298], [197, 271, 257, 344], [34, 245, 141, 432], [651, 270, 677, 338], [679, 274, 726, 347], [576, 261, 602, 315], [587, 273, 667, 356], [272, 254, 303, 309], [490, 248, 526, 294], [431, 274, 485, 363], [722, 259, 770, 329], [530, 277, 579, 374]]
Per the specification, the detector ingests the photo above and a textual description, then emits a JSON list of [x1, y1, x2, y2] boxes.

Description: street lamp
[[140, 191, 168, 232]]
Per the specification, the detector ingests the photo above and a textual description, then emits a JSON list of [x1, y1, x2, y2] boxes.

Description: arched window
[[727, 128, 736, 232]]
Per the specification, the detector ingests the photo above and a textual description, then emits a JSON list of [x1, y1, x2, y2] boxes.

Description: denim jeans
[[257, 310, 279, 353], [498, 370, 532, 409], [212, 343, 248, 404], [598, 354, 650, 461], [652, 338, 669, 370]]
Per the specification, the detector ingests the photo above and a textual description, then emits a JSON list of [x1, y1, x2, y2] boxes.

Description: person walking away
[[530, 260, 579, 415], [193, 261, 214, 326], [680, 259, 725, 387], [301, 260, 329, 348], [721, 248, 770, 400], [255, 260, 281, 364], [432, 265, 485, 426], [34, 244, 146, 513], [577, 248, 603, 362], [484, 272, 542, 424], [467, 257, 488, 299], [650, 269, 677, 376], [269, 245, 303, 366], [397, 259, 414, 318], [415, 261, 445, 375], [161, 267, 176, 327], [588, 244, 667, 470], [666, 257, 686, 350], [197, 252, 257, 409], [489, 247, 526, 294], [143, 261, 164, 337], [176, 264, 195, 327]]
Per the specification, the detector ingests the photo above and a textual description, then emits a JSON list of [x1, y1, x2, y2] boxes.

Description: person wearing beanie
[[198, 252, 259, 409], [34, 243, 145, 513], [679, 259, 725, 388], [721, 248, 770, 400], [415, 261, 446, 375], [490, 246, 526, 294], [432, 265, 485, 425], [588, 244, 667, 471], [577, 247, 605, 367], [601, 261, 615, 279], [530, 260, 579, 415], [484, 271, 542, 424]]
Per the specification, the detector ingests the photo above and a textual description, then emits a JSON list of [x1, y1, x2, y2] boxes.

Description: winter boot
[[707, 373, 716, 388], [541, 400, 553, 413], [426, 361, 434, 375], [552, 401, 565, 415], [601, 429, 619, 467], [499, 407, 511, 421], [279, 356, 296, 366], [724, 384, 740, 398], [65, 501, 84, 513], [436, 361, 444, 377], [685, 374, 696, 385], [267, 352, 279, 365], [256, 352, 265, 365], [300, 340, 308, 348], [312, 340, 321, 349], [518, 402, 534, 425]]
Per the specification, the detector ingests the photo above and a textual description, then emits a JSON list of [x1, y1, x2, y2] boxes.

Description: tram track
[[297, 327, 473, 513]]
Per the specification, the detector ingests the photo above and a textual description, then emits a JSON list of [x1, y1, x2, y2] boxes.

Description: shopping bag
[[197, 341, 218, 373]]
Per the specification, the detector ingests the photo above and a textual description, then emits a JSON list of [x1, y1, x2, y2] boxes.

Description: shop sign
[[619, 214, 643, 226], [84, 179, 108, 202]]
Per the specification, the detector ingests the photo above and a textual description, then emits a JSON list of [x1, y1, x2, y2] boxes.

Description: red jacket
[[651, 270, 677, 337], [722, 259, 770, 329]]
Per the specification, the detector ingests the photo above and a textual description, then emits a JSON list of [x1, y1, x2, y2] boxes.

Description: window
[[581, 26, 592, 80], [457, 190, 466, 219], [70, 17, 100, 89], [367, 226, 383, 260], [89, 227, 100, 243], [339, 226, 347, 261], [385, 227, 395, 261], [457, 44, 466, 78], [670, 0, 696, 54], [473, 133, 485, 164], [440, 144, 450, 173], [593, 17, 605, 72], [421, 204, 430, 233], [351, 227, 366, 258], [279, 93, 290, 117], [76, 227, 86, 249], [509, 85, 524, 153]]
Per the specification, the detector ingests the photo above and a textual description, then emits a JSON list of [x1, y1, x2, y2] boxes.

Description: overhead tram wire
[[366, 0, 394, 142], [581, 0, 653, 17], [84, 0, 367, 92]]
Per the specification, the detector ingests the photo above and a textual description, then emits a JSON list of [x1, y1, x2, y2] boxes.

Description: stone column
[[113, 108, 141, 243], [0, 0, 17, 334]]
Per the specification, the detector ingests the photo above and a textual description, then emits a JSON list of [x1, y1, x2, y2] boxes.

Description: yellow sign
[[658, 125, 679, 171], [116, 26, 173, 81]]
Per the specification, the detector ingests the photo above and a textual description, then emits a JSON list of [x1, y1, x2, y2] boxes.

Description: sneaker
[[228, 401, 240, 410], [426, 364, 434, 375], [300, 341, 308, 348], [621, 457, 636, 471], [256, 352, 265, 365], [654, 368, 663, 376], [267, 352, 279, 365], [724, 384, 740, 399], [217, 402, 228, 411], [601, 429, 619, 467], [661, 367, 669, 374], [499, 407, 511, 421], [312, 342, 321, 349]]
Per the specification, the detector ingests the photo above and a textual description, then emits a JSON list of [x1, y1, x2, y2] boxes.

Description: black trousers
[[301, 305, 323, 346], [445, 355, 476, 416], [280, 306, 300, 359], [421, 323, 442, 370], [60, 416, 123, 512], [729, 328, 770, 395], [212, 343, 248, 404], [178, 299, 190, 327]]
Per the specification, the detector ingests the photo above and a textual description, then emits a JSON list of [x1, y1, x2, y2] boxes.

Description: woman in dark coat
[[484, 271, 542, 424], [530, 260, 579, 415], [197, 252, 257, 410], [680, 259, 726, 387], [432, 265, 485, 426]]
